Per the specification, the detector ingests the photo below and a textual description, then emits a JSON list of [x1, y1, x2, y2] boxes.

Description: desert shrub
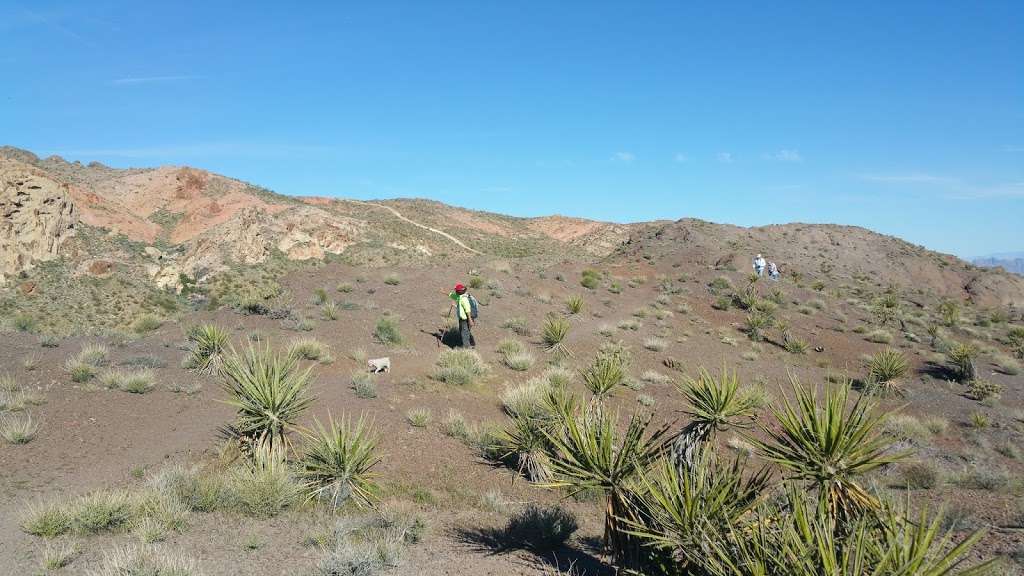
[[643, 337, 667, 352], [468, 275, 485, 289], [784, 338, 809, 354], [500, 378, 552, 418], [883, 414, 929, 442], [955, 466, 1010, 491], [120, 369, 156, 394], [21, 500, 72, 538], [712, 295, 732, 310], [502, 504, 578, 551], [432, 349, 488, 387], [938, 299, 961, 327], [744, 310, 773, 341], [922, 416, 949, 435], [13, 313, 37, 333], [0, 412, 38, 444], [618, 318, 642, 331], [220, 344, 314, 447], [300, 414, 381, 509], [131, 313, 163, 334], [289, 338, 330, 361], [150, 466, 233, 513], [865, 329, 893, 344], [41, 540, 79, 570], [967, 379, 1003, 401], [374, 315, 403, 346], [352, 372, 378, 399], [70, 490, 134, 534], [321, 301, 340, 321], [898, 462, 939, 489], [708, 276, 733, 293], [580, 269, 601, 289], [337, 282, 354, 293], [993, 353, 1021, 375], [502, 350, 534, 371], [230, 442, 302, 518], [441, 410, 470, 441], [947, 342, 978, 381], [501, 317, 529, 336], [565, 294, 585, 315], [969, 411, 989, 429], [184, 324, 229, 374], [541, 314, 571, 353], [383, 274, 401, 286], [89, 545, 199, 576], [406, 407, 431, 428]]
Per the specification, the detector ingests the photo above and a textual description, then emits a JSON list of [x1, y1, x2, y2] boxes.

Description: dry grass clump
[[897, 462, 940, 490], [131, 313, 163, 334], [90, 545, 200, 576], [501, 317, 530, 336], [352, 372, 378, 398], [406, 407, 431, 428], [288, 337, 331, 362], [643, 337, 667, 352], [882, 414, 930, 443], [500, 378, 553, 418], [0, 411, 39, 444], [99, 368, 156, 394], [500, 504, 579, 552], [497, 338, 534, 371], [431, 349, 489, 387], [993, 353, 1021, 375], [64, 343, 109, 383], [865, 329, 894, 344], [314, 503, 425, 575]]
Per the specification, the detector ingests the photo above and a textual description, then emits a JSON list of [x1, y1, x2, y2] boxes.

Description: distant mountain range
[[974, 253, 1024, 276]]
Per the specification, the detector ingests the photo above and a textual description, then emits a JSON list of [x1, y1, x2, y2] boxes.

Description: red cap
[[454, 283, 466, 293]]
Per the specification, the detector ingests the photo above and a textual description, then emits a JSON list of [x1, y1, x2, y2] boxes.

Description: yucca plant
[[186, 324, 229, 374], [744, 310, 774, 342], [542, 314, 571, 355], [672, 367, 759, 474], [580, 351, 626, 400], [700, 487, 991, 576], [624, 452, 771, 570], [541, 407, 670, 565], [299, 413, 382, 509], [946, 342, 977, 382], [496, 413, 554, 482], [752, 380, 905, 524], [938, 299, 960, 327], [865, 348, 909, 396], [220, 344, 314, 449], [565, 294, 585, 315]]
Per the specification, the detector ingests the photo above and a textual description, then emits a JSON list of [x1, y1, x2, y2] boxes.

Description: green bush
[[374, 315, 403, 345], [432, 349, 489, 387]]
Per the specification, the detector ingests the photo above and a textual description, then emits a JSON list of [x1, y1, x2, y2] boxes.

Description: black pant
[[459, 317, 476, 348]]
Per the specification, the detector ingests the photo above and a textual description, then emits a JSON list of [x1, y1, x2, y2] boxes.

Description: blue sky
[[1, 1, 1021, 258]]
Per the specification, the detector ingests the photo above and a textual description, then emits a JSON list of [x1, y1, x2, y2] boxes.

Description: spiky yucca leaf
[[946, 342, 978, 382], [623, 453, 770, 567], [299, 413, 382, 509], [865, 348, 909, 397], [541, 314, 571, 354], [220, 344, 314, 448], [751, 380, 905, 523], [186, 324, 229, 374], [672, 367, 758, 473], [541, 407, 670, 564], [496, 413, 553, 482], [580, 352, 626, 400]]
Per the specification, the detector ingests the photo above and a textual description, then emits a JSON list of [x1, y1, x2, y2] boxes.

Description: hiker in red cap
[[447, 283, 477, 348]]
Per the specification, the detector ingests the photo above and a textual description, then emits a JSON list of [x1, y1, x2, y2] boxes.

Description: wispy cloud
[[716, 152, 734, 164], [111, 75, 202, 86], [44, 141, 335, 159], [612, 151, 635, 163], [858, 173, 953, 184], [945, 182, 1024, 200], [766, 149, 803, 163], [672, 152, 689, 163]]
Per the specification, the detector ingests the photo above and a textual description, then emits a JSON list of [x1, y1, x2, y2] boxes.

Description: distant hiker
[[447, 283, 477, 348], [753, 254, 767, 277], [767, 261, 780, 281]]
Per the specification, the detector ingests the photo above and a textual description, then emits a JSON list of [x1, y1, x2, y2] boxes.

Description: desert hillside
[[1, 146, 1023, 575]]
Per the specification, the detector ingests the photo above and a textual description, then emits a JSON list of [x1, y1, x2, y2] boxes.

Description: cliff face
[[0, 159, 77, 285]]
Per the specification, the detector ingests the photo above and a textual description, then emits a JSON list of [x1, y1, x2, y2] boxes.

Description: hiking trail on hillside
[[356, 201, 482, 255]]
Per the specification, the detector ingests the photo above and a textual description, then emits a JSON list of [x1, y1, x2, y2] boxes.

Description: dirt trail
[[357, 200, 483, 255]]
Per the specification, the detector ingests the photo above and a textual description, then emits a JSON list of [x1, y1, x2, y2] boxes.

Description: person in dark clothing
[[447, 283, 475, 348]]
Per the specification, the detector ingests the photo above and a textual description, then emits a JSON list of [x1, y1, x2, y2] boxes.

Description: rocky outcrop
[[0, 160, 76, 285]]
